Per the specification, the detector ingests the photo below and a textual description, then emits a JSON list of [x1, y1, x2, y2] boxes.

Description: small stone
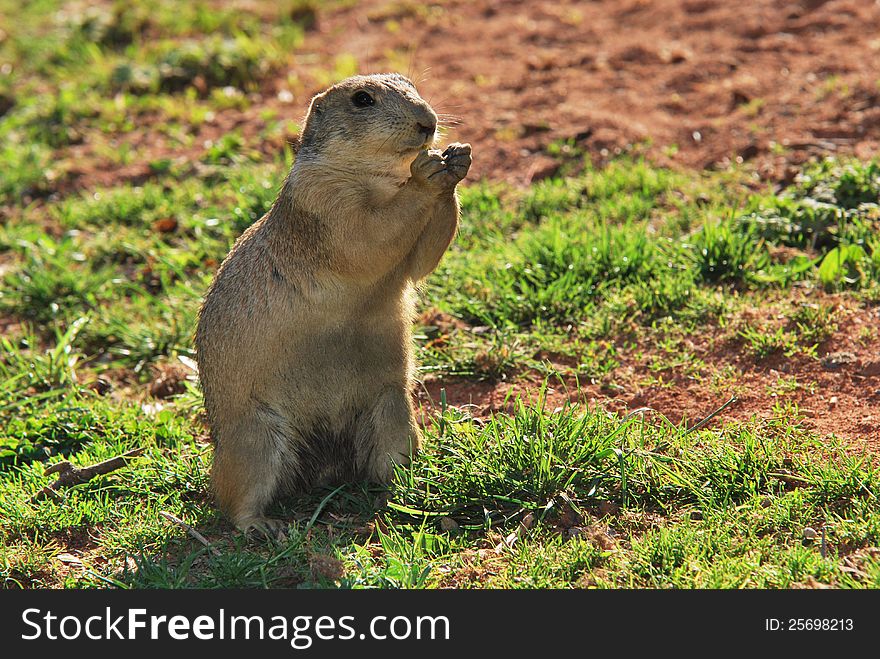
[[56, 552, 82, 565], [821, 351, 857, 370], [439, 517, 459, 532], [803, 527, 818, 540], [829, 396, 838, 406]]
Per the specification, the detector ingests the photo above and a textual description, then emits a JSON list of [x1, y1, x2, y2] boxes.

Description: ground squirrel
[[195, 73, 471, 534]]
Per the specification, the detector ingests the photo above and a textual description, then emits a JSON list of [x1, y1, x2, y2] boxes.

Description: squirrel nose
[[417, 121, 436, 138]]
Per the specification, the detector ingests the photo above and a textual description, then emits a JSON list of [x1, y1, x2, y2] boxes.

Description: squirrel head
[[295, 73, 439, 171]]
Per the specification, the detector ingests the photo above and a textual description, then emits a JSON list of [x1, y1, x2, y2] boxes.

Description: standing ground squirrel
[[195, 73, 471, 534]]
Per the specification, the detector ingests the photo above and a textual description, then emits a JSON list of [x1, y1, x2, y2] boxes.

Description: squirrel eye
[[352, 91, 375, 108]]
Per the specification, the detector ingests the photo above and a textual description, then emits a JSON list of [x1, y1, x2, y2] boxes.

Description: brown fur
[[195, 73, 471, 533]]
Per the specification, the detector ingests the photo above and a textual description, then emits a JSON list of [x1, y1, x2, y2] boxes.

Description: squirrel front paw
[[410, 142, 472, 190]]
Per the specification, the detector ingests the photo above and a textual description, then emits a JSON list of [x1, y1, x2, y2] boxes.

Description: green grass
[[1, 1, 879, 590], [1, 152, 879, 589], [0, 0, 317, 202], [2, 386, 878, 589]]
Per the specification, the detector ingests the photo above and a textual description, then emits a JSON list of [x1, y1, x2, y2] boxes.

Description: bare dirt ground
[[294, 0, 880, 185], [63, 0, 880, 191], [416, 291, 880, 447], [417, 294, 880, 451]]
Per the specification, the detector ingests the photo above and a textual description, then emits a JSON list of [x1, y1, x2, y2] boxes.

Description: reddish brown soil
[[416, 293, 880, 448], [295, 0, 880, 184], [49, 0, 880, 193]]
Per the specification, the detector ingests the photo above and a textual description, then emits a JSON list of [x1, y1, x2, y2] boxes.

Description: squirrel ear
[[299, 89, 330, 151], [309, 90, 328, 115]]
